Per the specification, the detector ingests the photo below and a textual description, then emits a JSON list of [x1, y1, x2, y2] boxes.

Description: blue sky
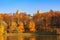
[[0, 0, 60, 15]]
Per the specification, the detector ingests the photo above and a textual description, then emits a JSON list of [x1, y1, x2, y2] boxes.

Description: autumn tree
[[13, 13, 20, 24], [18, 21, 25, 33], [33, 12, 41, 32], [0, 20, 7, 35], [9, 21, 17, 33], [55, 11, 60, 28], [29, 19, 36, 32]]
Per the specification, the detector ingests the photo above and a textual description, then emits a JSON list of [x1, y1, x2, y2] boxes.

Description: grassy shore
[[3, 33, 57, 37], [4, 33, 33, 37]]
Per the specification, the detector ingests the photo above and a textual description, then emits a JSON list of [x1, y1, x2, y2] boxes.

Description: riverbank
[[3, 33, 57, 37]]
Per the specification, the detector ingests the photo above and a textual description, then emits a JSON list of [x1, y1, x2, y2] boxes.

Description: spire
[[33, 10, 42, 16], [16, 10, 22, 14], [37, 10, 42, 13]]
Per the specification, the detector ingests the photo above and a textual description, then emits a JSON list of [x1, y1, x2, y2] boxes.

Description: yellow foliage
[[30, 36, 36, 40], [0, 20, 7, 35], [18, 22, 25, 32], [11, 21, 17, 27], [10, 21, 17, 30], [0, 36, 4, 40], [29, 20, 36, 32]]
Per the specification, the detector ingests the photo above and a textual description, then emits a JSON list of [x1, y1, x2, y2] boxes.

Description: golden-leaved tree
[[9, 21, 17, 33], [0, 14, 7, 35], [0, 20, 7, 35], [18, 21, 25, 33], [29, 19, 36, 32]]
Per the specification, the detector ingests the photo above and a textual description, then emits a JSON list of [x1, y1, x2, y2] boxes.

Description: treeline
[[0, 10, 60, 34]]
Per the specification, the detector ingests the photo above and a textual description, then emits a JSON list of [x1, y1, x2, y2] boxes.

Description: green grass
[[3, 33, 57, 37], [4, 33, 33, 37]]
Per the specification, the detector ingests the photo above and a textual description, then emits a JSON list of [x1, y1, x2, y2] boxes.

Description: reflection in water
[[19, 36, 24, 40], [37, 35, 57, 40], [0, 35, 7, 40], [57, 35, 60, 40], [29, 36, 36, 40], [0, 35, 58, 40], [7, 36, 18, 40], [0, 35, 4, 40]]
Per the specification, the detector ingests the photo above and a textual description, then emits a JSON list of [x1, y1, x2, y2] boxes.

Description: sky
[[0, 0, 60, 15]]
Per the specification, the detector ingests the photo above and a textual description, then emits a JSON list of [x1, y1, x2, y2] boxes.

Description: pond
[[0, 35, 58, 40]]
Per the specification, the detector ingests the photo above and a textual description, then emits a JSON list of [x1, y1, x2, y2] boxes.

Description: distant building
[[37, 10, 42, 13], [16, 10, 22, 14]]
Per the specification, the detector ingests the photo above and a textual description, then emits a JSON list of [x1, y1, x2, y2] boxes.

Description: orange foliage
[[0, 10, 60, 33], [19, 36, 24, 40], [18, 22, 25, 32], [13, 13, 20, 19], [30, 36, 36, 40], [29, 19, 36, 32], [0, 14, 4, 20], [3, 14, 12, 22]]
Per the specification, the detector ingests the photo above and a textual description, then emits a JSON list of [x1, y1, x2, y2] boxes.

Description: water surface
[[0, 35, 59, 40], [6, 35, 57, 40]]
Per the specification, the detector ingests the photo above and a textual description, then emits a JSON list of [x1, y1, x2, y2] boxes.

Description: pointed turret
[[16, 10, 22, 14], [37, 10, 42, 14], [33, 10, 42, 16]]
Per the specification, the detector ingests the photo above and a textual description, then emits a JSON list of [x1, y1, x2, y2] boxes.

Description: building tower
[[37, 10, 42, 14], [16, 10, 22, 14]]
